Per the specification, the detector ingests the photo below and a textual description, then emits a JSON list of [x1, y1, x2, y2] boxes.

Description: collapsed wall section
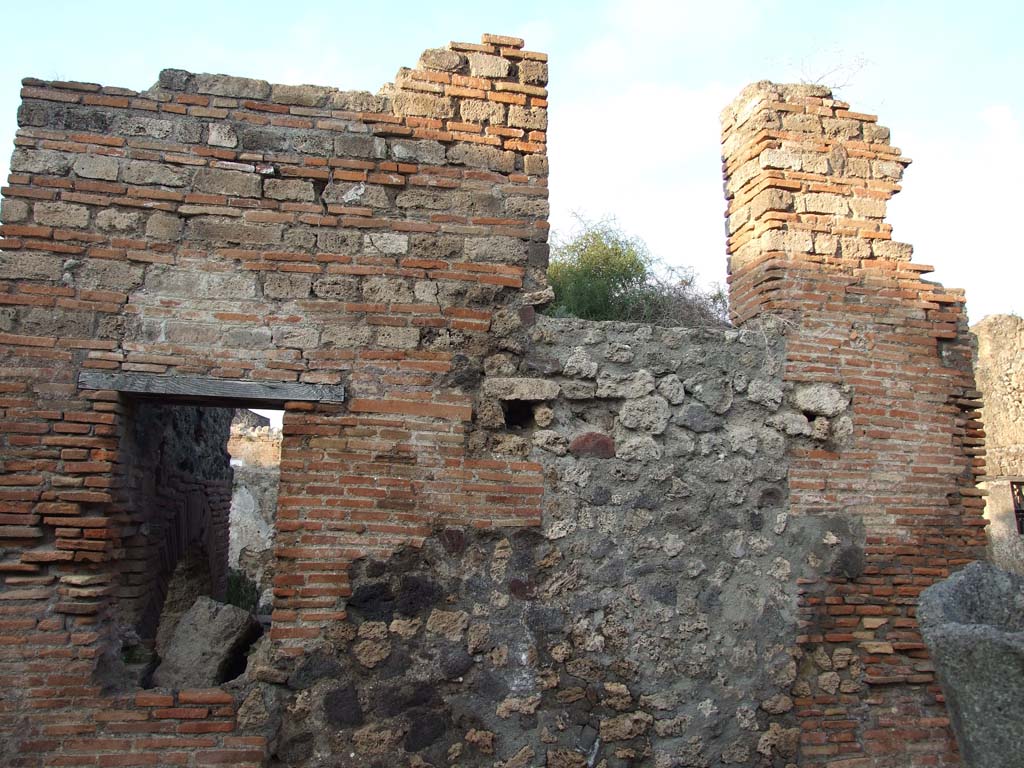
[[722, 83, 987, 767], [234, 315, 858, 766]]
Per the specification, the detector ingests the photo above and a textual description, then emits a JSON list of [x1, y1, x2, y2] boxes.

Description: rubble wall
[[973, 314, 1024, 574], [234, 316, 858, 765]]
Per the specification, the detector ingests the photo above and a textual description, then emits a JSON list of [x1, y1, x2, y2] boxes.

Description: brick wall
[[0, 33, 548, 766], [0, 33, 991, 768], [722, 82, 987, 767]]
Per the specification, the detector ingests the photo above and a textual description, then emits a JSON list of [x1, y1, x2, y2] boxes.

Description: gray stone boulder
[[152, 596, 262, 689], [918, 562, 1024, 767]]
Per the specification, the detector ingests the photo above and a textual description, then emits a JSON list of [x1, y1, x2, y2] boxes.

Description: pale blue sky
[[2, 1, 1021, 322]]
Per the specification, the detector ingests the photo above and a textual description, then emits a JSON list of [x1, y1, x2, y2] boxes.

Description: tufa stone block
[[418, 48, 465, 72], [72, 154, 119, 181], [194, 168, 261, 198], [467, 53, 512, 79], [194, 74, 271, 100]]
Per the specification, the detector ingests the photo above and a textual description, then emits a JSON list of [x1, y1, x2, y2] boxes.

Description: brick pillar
[[722, 82, 987, 767]]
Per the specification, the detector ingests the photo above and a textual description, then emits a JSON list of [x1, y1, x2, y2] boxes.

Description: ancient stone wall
[[722, 83, 986, 766], [973, 314, 1024, 574], [234, 315, 859, 765], [0, 32, 550, 767], [0, 35, 987, 768]]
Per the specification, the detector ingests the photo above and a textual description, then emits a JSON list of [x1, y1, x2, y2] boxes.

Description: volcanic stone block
[[918, 562, 1024, 768], [151, 596, 261, 688]]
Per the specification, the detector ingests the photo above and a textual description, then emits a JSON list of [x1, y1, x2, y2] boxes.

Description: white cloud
[[889, 102, 1024, 322], [549, 79, 733, 289]]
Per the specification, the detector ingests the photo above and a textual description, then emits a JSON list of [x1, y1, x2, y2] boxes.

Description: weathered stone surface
[[34, 202, 89, 228], [460, 99, 506, 124], [194, 73, 271, 99], [619, 395, 671, 434], [363, 232, 408, 255], [791, 383, 849, 417], [974, 315, 1024, 574], [10, 148, 71, 175], [194, 168, 261, 198], [376, 327, 420, 349], [467, 53, 512, 78], [919, 562, 1024, 767], [447, 144, 515, 173], [326, 89, 387, 112], [615, 435, 662, 462], [96, 209, 142, 232], [270, 83, 332, 106], [263, 272, 312, 299], [519, 60, 549, 86], [143, 212, 183, 241], [0, 197, 29, 223], [418, 48, 465, 72], [391, 139, 446, 165], [595, 370, 655, 399], [507, 106, 547, 131], [686, 372, 733, 414], [747, 377, 783, 409], [464, 235, 527, 263], [563, 347, 598, 379], [324, 685, 363, 727], [393, 92, 454, 119], [675, 402, 722, 432], [185, 217, 282, 245], [352, 638, 391, 668], [426, 609, 469, 641], [72, 154, 119, 181], [151, 596, 261, 688], [600, 711, 653, 741], [483, 377, 559, 401], [263, 178, 315, 202], [207, 123, 238, 148], [123, 160, 187, 187]]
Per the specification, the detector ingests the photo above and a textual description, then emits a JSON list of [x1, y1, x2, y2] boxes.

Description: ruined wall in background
[[722, 83, 986, 767], [973, 314, 1024, 574], [228, 412, 282, 611]]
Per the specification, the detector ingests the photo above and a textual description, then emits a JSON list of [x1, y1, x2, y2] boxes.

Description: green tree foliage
[[546, 219, 729, 327]]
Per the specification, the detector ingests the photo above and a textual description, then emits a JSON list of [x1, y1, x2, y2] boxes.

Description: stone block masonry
[[0, 33, 986, 768], [0, 32, 550, 767]]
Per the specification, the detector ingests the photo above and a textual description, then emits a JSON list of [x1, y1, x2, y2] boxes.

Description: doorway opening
[[111, 401, 281, 690]]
